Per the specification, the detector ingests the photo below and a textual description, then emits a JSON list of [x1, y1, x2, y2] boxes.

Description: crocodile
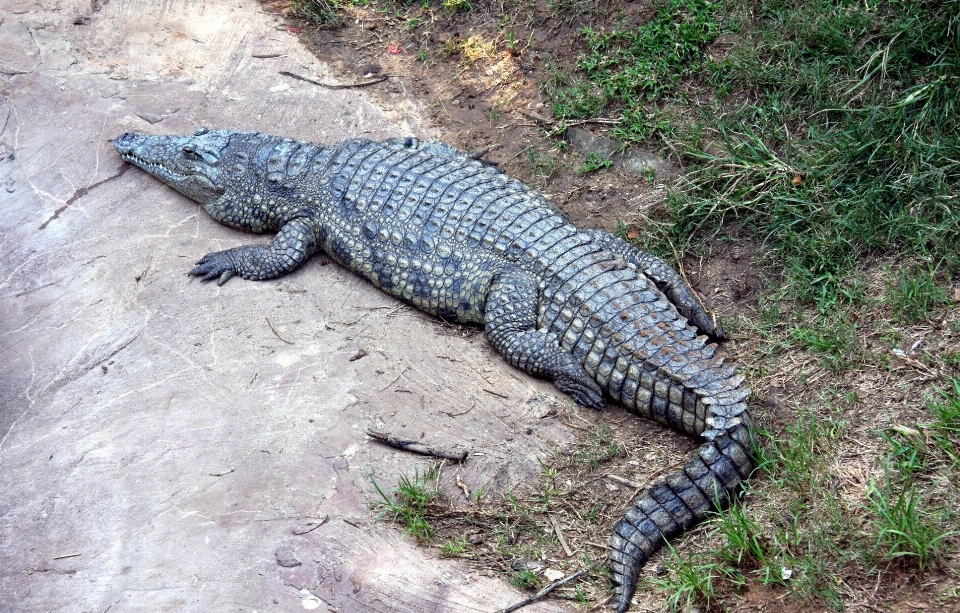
[[114, 128, 753, 612]]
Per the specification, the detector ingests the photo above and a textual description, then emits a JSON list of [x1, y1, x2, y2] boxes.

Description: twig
[[456, 474, 471, 498], [550, 516, 573, 557], [366, 429, 468, 462], [378, 367, 407, 391], [496, 561, 602, 613], [519, 111, 622, 127], [292, 515, 329, 535], [605, 474, 642, 489], [265, 317, 293, 345], [209, 468, 235, 477], [53, 553, 82, 560], [252, 53, 286, 58], [483, 388, 509, 399], [279, 70, 389, 89]]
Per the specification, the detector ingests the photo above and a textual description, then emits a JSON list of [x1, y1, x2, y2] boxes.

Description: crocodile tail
[[607, 421, 753, 612]]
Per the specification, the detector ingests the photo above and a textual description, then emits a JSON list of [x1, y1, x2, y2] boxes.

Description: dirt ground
[[261, 2, 960, 612]]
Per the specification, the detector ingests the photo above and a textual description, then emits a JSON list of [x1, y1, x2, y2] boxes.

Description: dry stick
[[265, 317, 293, 345], [605, 473, 643, 489], [365, 429, 468, 462], [549, 515, 573, 557], [279, 70, 389, 89], [52, 553, 82, 560], [495, 561, 603, 613]]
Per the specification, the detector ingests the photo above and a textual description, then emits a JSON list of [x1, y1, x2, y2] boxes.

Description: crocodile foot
[[189, 250, 239, 286], [554, 373, 605, 409]]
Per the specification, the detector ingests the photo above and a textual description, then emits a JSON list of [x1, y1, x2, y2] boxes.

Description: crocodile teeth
[[123, 153, 184, 180]]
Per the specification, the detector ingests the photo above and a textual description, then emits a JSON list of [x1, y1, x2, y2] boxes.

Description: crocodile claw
[[189, 252, 238, 286]]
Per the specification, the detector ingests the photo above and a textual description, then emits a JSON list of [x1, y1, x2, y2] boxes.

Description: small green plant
[[715, 500, 774, 578], [584, 501, 605, 523], [866, 476, 954, 571], [573, 423, 620, 468], [887, 265, 951, 323], [441, 0, 471, 12], [440, 536, 471, 555], [535, 457, 559, 507], [526, 148, 558, 180], [371, 466, 441, 542], [790, 311, 861, 372], [287, 0, 367, 25], [578, 151, 613, 174], [508, 568, 540, 589], [654, 542, 743, 611]]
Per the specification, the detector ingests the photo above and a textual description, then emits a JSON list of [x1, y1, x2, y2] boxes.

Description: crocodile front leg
[[583, 229, 728, 340], [484, 265, 604, 409], [189, 218, 319, 286]]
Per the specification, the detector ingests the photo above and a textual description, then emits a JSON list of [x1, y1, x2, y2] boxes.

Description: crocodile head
[[114, 127, 230, 204]]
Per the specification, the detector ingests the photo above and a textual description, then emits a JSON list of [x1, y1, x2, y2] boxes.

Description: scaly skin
[[114, 128, 753, 612]]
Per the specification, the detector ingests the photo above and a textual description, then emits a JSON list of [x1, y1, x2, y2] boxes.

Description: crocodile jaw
[[114, 131, 225, 205]]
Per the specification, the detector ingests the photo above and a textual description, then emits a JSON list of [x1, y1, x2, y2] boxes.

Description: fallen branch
[[496, 561, 602, 613], [365, 429, 468, 462], [279, 70, 389, 89]]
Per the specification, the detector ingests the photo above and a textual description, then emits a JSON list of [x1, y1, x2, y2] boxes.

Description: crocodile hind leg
[[582, 229, 728, 340], [484, 265, 604, 409]]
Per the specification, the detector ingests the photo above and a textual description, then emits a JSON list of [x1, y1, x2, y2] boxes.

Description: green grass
[[578, 151, 613, 174], [440, 536, 471, 555], [790, 310, 862, 372], [887, 265, 952, 323], [371, 466, 441, 542], [553, 0, 720, 127], [551, 0, 960, 313], [572, 423, 620, 468], [866, 476, 954, 571], [287, 0, 368, 24], [655, 542, 744, 612]]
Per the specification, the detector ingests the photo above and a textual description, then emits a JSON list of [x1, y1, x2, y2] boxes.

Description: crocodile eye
[[182, 144, 196, 156]]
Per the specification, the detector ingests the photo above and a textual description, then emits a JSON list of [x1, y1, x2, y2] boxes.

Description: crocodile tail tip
[[605, 424, 754, 611]]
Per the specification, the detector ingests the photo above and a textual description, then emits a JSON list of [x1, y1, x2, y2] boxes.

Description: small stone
[[275, 546, 301, 567]]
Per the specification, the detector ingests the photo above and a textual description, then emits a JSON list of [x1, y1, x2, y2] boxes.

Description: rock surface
[[0, 2, 576, 611]]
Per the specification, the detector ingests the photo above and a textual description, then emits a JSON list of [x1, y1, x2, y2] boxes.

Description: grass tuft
[[866, 476, 954, 571], [655, 542, 744, 612], [371, 466, 441, 542]]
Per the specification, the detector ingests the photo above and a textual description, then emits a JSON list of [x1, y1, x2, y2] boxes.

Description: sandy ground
[[0, 2, 580, 611]]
